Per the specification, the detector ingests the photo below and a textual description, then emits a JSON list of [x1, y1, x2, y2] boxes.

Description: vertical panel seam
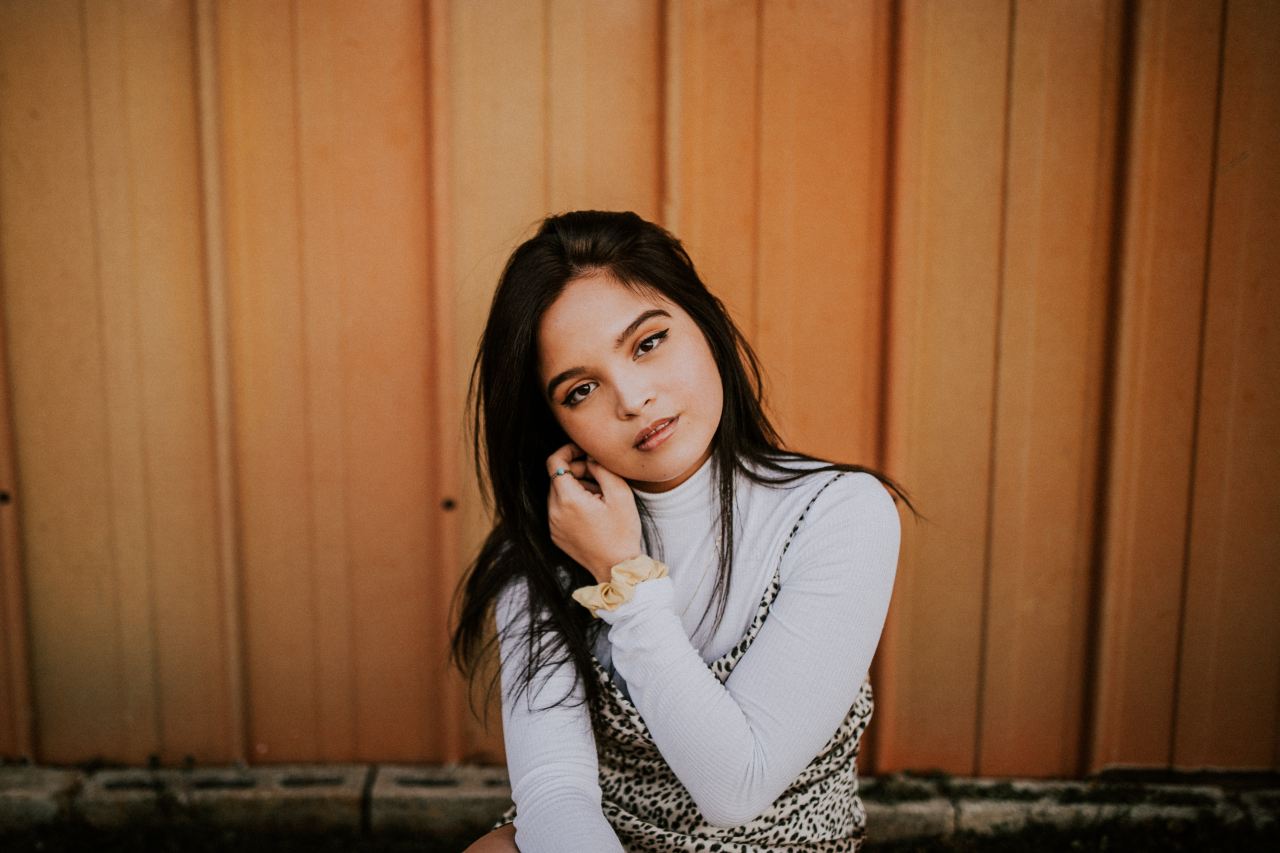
[[1078, 0, 1137, 777], [0, 118, 36, 756], [866, 0, 902, 777], [422, 0, 463, 763], [542, 0, 552, 211], [79, 0, 130, 763], [193, 0, 249, 764], [974, 0, 1017, 777], [660, 0, 670, 222], [875, 0, 901, 473], [288, 0, 322, 756], [419, 0, 441, 762], [1169, 0, 1230, 766], [336, 6, 358, 761], [0, 400, 32, 755], [749, 0, 764, 342], [115, 2, 167, 762]]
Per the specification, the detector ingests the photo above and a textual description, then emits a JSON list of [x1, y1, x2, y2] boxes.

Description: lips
[[634, 416, 678, 448]]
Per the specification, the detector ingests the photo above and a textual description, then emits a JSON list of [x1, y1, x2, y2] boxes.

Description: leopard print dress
[[497, 472, 874, 851]]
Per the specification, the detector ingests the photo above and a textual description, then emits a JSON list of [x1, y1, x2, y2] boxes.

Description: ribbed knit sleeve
[[495, 581, 626, 852], [596, 472, 901, 827]]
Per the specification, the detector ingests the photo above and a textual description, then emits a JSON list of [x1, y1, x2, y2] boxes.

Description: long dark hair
[[449, 210, 919, 722]]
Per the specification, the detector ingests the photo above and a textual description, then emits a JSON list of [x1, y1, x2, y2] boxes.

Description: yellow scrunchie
[[571, 555, 669, 618]]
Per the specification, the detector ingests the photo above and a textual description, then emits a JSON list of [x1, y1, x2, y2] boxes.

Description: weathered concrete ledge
[[75, 764, 369, 832], [0, 766, 79, 829], [1, 762, 1276, 845], [857, 771, 1264, 842], [371, 764, 511, 837]]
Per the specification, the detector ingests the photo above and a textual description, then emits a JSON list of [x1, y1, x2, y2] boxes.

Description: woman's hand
[[546, 443, 642, 584]]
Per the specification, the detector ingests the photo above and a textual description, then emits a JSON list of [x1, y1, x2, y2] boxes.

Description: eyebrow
[[544, 308, 672, 400]]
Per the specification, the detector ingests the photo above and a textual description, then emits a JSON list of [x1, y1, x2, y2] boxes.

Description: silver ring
[[554, 467, 569, 477]]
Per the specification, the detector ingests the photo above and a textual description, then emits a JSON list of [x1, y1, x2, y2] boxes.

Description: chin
[[613, 457, 668, 483], [630, 448, 706, 483]]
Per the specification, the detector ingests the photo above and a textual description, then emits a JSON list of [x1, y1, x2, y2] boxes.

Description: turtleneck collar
[[630, 452, 717, 521]]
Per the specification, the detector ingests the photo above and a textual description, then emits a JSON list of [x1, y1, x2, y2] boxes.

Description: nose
[[614, 370, 655, 418]]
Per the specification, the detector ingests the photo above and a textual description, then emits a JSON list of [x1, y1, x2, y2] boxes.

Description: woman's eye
[[559, 331, 667, 409], [636, 329, 669, 355], [562, 382, 596, 407]]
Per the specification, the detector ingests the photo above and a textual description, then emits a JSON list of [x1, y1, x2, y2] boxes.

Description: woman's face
[[537, 272, 723, 492]]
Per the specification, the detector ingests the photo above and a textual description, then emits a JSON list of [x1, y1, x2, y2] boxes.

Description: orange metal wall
[[0, 0, 1275, 777]]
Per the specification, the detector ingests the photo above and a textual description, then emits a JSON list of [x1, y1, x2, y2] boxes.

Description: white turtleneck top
[[494, 454, 901, 852]]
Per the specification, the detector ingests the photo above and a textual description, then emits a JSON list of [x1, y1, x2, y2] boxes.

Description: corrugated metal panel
[[977, 0, 1123, 777], [0, 0, 1273, 776], [1090, 0, 1226, 770], [0, 0, 228, 765], [879, 0, 1013, 775], [1173, 0, 1280, 770], [217, 0, 442, 762]]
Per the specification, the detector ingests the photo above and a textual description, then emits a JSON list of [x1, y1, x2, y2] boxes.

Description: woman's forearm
[[497, 583, 627, 853], [597, 474, 900, 826]]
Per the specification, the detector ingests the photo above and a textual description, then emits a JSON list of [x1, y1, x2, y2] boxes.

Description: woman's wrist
[[571, 554, 669, 618], [590, 548, 642, 584]]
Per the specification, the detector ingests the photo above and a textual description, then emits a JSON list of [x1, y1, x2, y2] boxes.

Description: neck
[[631, 452, 718, 521], [628, 446, 715, 493]]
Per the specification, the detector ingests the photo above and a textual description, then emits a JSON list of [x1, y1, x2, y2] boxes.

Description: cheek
[[543, 400, 576, 442], [687, 345, 724, 410], [551, 408, 616, 459]]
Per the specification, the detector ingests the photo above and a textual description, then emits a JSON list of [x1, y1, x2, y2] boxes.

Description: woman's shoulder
[[741, 452, 888, 493], [807, 468, 899, 527], [746, 455, 898, 533], [735, 454, 893, 531], [764, 464, 901, 587]]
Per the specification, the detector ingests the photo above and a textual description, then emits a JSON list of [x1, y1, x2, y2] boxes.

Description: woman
[[452, 211, 915, 852]]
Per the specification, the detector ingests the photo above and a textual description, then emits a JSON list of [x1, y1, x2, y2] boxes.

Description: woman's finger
[[550, 463, 599, 503], [545, 443, 586, 478], [548, 459, 588, 480], [586, 458, 632, 501], [545, 444, 573, 476]]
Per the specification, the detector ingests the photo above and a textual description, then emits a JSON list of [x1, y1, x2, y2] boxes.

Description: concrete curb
[[0, 767, 79, 831], [370, 764, 511, 836], [74, 764, 369, 832], [1, 763, 1277, 844], [857, 771, 1274, 842], [1242, 790, 1280, 834], [864, 798, 955, 841]]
